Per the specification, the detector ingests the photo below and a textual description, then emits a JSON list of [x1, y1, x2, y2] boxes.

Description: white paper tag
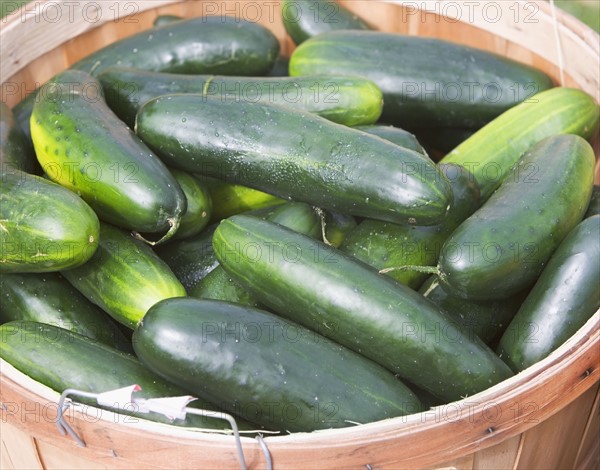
[[96, 384, 141, 409], [139, 396, 197, 421]]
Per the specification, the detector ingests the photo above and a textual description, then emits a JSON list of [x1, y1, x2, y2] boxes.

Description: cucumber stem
[[313, 206, 334, 246], [379, 265, 440, 275], [132, 216, 181, 246]]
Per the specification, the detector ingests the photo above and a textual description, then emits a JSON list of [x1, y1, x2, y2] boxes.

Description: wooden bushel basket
[[1, 1, 599, 469]]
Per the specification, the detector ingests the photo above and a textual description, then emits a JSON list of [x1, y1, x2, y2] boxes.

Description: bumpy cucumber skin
[[584, 185, 600, 218], [289, 31, 554, 130], [341, 164, 480, 290], [497, 215, 600, 372], [213, 215, 513, 402], [191, 202, 321, 305], [170, 169, 212, 240], [0, 171, 99, 273], [0, 272, 130, 350], [154, 225, 219, 292], [0, 321, 238, 430], [281, 0, 372, 45], [354, 124, 427, 156], [99, 67, 383, 128], [14, 16, 280, 144], [419, 276, 524, 345], [61, 223, 186, 329], [438, 135, 595, 301], [0, 102, 38, 174], [441, 87, 600, 200], [30, 70, 186, 239], [136, 95, 452, 226], [133, 298, 422, 432]]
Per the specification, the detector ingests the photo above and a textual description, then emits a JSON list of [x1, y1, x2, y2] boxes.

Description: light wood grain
[[0, 422, 43, 470], [0, 1, 599, 468]]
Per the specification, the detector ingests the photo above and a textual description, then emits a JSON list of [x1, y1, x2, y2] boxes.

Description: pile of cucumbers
[[1, 0, 599, 434]]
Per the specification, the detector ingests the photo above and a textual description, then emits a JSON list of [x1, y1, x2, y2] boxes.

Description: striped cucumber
[[0, 171, 99, 273], [441, 87, 600, 200], [0, 272, 130, 350], [133, 298, 422, 432], [0, 102, 38, 174], [213, 215, 513, 402], [30, 70, 186, 243], [136, 95, 452, 226], [170, 169, 212, 240], [99, 67, 383, 128], [497, 215, 600, 371], [61, 223, 186, 329], [438, 135, 595, 300]]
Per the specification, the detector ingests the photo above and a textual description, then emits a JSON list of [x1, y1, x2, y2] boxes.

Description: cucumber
[[136, 95, 452, 226], [99, 67, 383, 128], [61, 223, 186, 329], [418, 276, 525, 345], [154, 225, 219, 292], [441, 87, 600, 200], [191, 202, 321, 306], [340, 163, 480, 290], [415, 128, 475, 157], [0, 171, 99, 273], [0, 321, 247, 430], [170, 169, 212, 240], [497, 215, 600, 371], [289, 31, 554, 130], [30, 70, 186, 243], [321, 211, 357, 248], [0, 272, 130, 351], [213, 215, 514, 402], [584, 185, 600, 218], [152, 14, 182, 27], [133, 298, 422, 432], [281, 0, 372, 45], [437, 135, 595, 300], [0, 102, 37, 174], [354, 124, 427, 156], [14, 15, 280, 143], [197, 176, 285, 223]]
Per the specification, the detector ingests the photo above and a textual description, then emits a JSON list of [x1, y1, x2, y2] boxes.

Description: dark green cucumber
[[584, 185, 600, 218], [99, 67, 383, 128], [14, 15, 280, 144], [0, 321, 247, 430], [438, 135, 595, 300], [213, 215, 513, 402], [170, 169, 212, 240], [419, 276, 525, 346], [0, 272, 130, 350], [0, 102, 38, 173], [191, 202, 321, 305], [497, 215, 600, 371], [354, 124, 427, 156], [441, 87, 600, 200], [340, 164, 480, 290], [133, 298, 422, 432], [154, 225, 219, 292], [30, 70, 186, 243], [61, 223, 186, 329], [0, 171, 99, 273], [289, 31, 554, 129], [197, 176, 285, 223], [281, 0, 372, 45], [136, 95, 452, 226]]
